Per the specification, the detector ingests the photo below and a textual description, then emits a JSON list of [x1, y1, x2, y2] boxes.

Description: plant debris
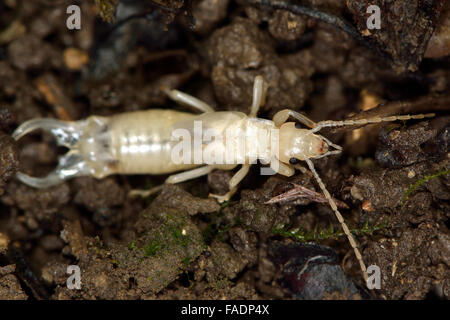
[[265, 182, 349, 208]]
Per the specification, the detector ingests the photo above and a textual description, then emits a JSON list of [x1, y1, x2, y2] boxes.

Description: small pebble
[[63, 47, 89, 70]]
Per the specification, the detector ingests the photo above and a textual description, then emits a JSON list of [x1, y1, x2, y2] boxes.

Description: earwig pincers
[[12, 75, 434, 285]]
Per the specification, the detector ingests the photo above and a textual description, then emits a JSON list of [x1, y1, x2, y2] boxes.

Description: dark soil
[[0, 0, 449, 300]]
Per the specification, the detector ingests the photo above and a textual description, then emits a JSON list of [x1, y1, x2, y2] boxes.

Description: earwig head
[[278, 122, 329, 164], [12, 118, 89, 188]]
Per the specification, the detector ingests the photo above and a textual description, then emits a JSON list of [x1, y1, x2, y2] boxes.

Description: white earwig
[[12, 76, 434, 285]]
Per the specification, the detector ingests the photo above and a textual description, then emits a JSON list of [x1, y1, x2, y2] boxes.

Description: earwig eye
[[320, 141, 325, 153], [289, 157, 299, 165], [295, 122, 302, 129]]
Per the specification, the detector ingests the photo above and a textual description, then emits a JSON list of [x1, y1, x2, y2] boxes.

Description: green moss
[[241, 200, 255, 211], [167, 224, 189, 247], [93, 236, 106, 249], [202, 222, 216, 244], [115, 204, 205, 294], [182, 256, 192, 269], [111, 259, 121, 267], [137, 209, 200, 261], [94, 0, 118, 23], [272, 221, 386, 242], [348, 157, 375, 169], [214, 278, 230, 289], [143, 239, 162, 257], [402, 168, 449, 206], [201, 213, 239, 244], [220, 201, 232, 209], [201, 206, 231, 244], [217, 223, 233, 242]]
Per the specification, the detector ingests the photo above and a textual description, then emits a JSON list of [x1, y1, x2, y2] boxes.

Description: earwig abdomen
[[81, 110, 199, 178]]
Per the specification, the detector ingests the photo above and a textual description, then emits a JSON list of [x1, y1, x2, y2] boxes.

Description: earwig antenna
[[310, 113, 435, 133], [303, 159, 369, 284]]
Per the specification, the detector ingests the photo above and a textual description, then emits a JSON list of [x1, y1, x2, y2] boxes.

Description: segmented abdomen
[[107, 110, 198, 174]]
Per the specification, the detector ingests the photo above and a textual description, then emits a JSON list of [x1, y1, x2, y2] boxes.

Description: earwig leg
[[210, 164, 251, 203], [249, 75, 268, 117], [163, 88, 215, 113], [270, 159, 295, 177], [304, 159, 368, 285], [229, 164, 251, 188], [165, 165, 216, 184], [129, 166, 216, 198], [310, 113, 435, 133], [129, 185, 164, 198], [272, 109, 317, 128]]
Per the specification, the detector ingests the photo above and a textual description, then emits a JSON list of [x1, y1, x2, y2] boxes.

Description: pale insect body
[[12, 76, 434, 286], [172, 111, 276, 166]]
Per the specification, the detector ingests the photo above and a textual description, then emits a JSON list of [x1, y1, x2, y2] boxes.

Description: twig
[[35, 74, 77, 121], [246, 0, 368, 47], [105, 0, 193, 34]]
